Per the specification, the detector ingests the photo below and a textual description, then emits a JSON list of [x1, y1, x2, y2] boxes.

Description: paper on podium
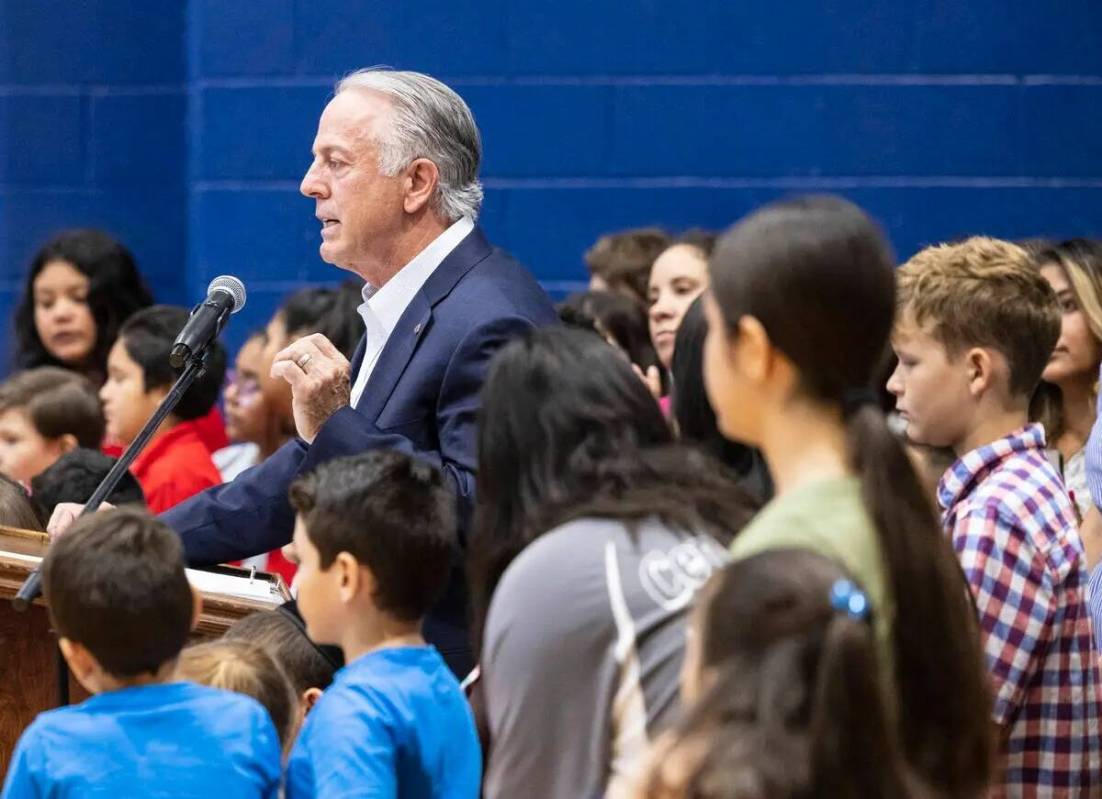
[[185, 567, 280, 602]]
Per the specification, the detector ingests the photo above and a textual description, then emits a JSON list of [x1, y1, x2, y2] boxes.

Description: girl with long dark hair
[[702, 196, 991, 798]]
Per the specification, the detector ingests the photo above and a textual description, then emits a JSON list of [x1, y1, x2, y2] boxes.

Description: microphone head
[[207, 275, 246, 313]]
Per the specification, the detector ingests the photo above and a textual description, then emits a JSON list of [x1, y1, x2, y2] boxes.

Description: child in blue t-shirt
[[285, 450, 481, 798], [1, 508, 281, 799]]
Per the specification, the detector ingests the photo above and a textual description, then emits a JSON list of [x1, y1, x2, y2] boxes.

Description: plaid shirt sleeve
[[952, 501, 1056, 725]]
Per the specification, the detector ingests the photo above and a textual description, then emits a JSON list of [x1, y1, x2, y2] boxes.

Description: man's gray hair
[[336, 68, 483, 222]]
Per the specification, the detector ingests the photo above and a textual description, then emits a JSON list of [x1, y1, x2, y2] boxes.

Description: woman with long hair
[[1030, 238, 1102, 520]]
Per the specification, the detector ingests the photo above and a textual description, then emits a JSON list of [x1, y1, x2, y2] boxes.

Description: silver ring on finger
[[297, 353, 312, 371]]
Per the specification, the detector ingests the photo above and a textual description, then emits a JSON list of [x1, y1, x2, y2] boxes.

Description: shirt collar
[[937, 423, 1047, 511], [359, 216, 475, 336]]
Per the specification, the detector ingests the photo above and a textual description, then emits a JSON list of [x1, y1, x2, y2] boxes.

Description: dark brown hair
[[0, 473, 46, 530], [14, 229, 154, 379], [642, 550, 925, 799], [0, 366, 105, 449], [708, 195, 992, 797], [585, 227, 671, 305], [224, 605, 340, 694], [176, 639, 297, 746], [289, 450, 456, 623], [41, 508, 193, 677]]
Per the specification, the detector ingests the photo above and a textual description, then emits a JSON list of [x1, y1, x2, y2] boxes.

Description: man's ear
[[402, 158, 440, 216], [301, 686, 323, 715], [190, 585, 204, 632]]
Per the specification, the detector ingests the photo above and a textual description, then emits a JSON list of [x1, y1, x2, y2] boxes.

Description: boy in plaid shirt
[[887, 237, 1101, 798]]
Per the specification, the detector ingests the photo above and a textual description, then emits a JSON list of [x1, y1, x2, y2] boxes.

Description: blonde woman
[[1033, 239, 1102, 521]]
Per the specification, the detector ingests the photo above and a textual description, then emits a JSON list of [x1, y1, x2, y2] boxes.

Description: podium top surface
[[0, 525, 291, 636]]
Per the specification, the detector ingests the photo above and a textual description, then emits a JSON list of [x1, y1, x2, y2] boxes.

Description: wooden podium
[[0, 526, 289, 770]]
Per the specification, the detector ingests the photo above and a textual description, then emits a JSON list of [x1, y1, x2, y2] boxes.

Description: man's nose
[[300, 161, 326, 198]]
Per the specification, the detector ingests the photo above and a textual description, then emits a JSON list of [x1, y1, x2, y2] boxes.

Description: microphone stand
[[11, 349, 212, 704]]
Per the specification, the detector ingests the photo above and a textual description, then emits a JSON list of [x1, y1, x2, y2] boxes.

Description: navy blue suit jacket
[[162, 227, 557, 672]]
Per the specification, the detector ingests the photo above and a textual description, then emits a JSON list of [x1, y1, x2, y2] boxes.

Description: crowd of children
[[3, 199, 1102, 798]]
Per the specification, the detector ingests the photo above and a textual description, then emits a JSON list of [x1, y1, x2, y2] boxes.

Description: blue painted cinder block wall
[[4, 1, 1102, 360]]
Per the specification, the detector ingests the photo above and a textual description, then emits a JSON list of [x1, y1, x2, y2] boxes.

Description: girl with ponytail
[[702, 196, 991, 798], [639, 550, 920, 799]]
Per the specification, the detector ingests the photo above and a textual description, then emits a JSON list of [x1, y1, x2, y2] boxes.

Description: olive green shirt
[[729, 477, 896, 686]]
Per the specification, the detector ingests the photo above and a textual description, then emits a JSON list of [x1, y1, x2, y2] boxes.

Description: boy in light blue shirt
[[2, 509, 281, 798], [285, 451, 480, 798]]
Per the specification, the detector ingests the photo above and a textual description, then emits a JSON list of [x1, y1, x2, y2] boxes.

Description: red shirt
[[130, 419, 223, 514]]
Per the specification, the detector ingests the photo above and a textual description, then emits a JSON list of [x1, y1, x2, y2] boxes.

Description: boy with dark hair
[[30, 447, 145, 519], [101, 305, 226, 513], [888, 236, 1102, 796], [1, 508, 280, 797], [284, 450, 480, 799], [0, 366, 105, 486]]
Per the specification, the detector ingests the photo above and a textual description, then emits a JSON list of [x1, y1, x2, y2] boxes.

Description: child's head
[[30, 448, 145, 518], [15, 229, 153, 376], [585, 227, 671, 306], [176, 639, 298, 749], [288, 450, 456, 648], [644, 550, 912, 799], [0, 367, 105, 485], [101, 305, 227, 444], [0, 473, 46, 530], [557, 290, 661, 375], [224, 603, 341, 718], [648, 230, 715, 369], [41, 508, 199, 692], [889, 237, 1059, 451], [224, 330, 291, 450]]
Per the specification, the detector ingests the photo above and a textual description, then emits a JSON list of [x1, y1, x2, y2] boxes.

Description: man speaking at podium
[[167, 69, 556, 675]]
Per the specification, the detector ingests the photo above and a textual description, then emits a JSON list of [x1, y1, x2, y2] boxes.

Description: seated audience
[[284, 450, 480, 798], [30, 448, 145, 519], [585, 227, 671, 307], [647, 230, 714, 372], [707, 196, 991, 797], [0, 367, 104, 486], [13, 229, 153, 386], [890, 235, 1102, 795], [224, 602, 342, 726], [1030, 238, 1102, 519], [1, 508, 280, 797], [0, 474, 47, 530], [470, 327, 758, 799], [639, 550, 923, 799], [557, 289, 662, 378], [176, 639, 298, 751], [671, 296, 773, 504], [101, 306, 226, 513]]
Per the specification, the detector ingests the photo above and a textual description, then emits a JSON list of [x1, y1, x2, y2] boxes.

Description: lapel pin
[[414, 323, 422, 334]]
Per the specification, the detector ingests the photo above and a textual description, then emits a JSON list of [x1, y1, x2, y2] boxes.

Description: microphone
[[170, 276, 246, 368]]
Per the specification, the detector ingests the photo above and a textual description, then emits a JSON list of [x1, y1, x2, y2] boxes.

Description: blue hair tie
[[830, 579, 870, 621]]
